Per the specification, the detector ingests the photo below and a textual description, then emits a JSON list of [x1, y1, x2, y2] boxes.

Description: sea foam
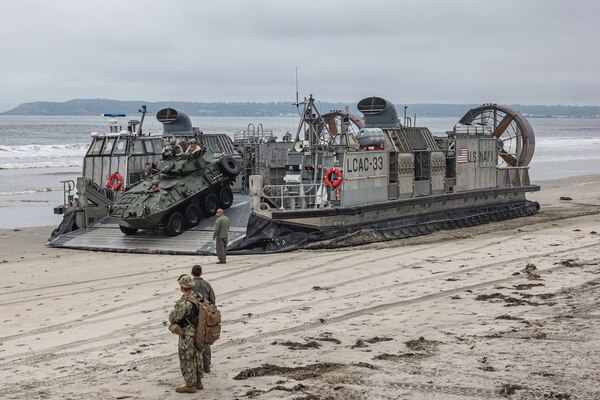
[[0, 143, 88, 169]]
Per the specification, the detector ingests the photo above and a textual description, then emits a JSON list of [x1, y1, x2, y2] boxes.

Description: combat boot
[[175, 385, 197, 393], [196, 378, 204, 390]]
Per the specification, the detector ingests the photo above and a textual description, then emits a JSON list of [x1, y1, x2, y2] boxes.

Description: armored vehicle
[[109, 149, 240, 236], [50, 106, 241, 238]]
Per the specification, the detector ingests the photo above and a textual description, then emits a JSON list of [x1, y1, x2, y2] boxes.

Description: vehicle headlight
[[142, 205, 150, 216]]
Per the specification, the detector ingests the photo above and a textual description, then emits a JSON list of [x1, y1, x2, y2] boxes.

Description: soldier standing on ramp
[[168, 274, 205, 393], [213, 208, 230, 264]]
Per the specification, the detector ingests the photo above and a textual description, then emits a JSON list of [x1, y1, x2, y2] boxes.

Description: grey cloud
[[0, 0, 599, 111]]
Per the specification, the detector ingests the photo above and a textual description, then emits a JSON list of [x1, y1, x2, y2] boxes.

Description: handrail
[[60, 180, 75, 206], [453, 124, 493, 135], [261, 183, 330, 210], [234, 124, 276, 144]]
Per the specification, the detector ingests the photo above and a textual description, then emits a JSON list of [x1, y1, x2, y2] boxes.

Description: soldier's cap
[[189, 138, 197, 144], [169, 138, 177, 145], [178, 274, 195, 289]]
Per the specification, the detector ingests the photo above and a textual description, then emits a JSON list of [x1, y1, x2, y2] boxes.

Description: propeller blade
[[326, 116, 338, 136], [499, 151, 517, 167], [493, 115, 514, 138]]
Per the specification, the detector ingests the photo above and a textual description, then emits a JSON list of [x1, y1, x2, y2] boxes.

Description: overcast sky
[[0, 0, 598, 111]]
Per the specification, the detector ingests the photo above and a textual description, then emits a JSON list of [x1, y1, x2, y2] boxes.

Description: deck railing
[[260, 183, 331, 210]]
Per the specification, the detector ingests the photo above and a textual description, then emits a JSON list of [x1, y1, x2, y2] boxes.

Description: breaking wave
[[0, 188, 56, 196], [0, 143, 88, 170]]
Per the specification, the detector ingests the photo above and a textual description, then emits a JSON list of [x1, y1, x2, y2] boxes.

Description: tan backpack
[[182, 294, 221, 348]]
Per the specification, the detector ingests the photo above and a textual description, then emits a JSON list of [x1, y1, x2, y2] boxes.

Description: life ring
[[324, 167, 343, 188], [107, 172, 122, 191]]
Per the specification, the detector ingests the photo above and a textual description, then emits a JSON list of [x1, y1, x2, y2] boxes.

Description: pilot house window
[[414, 151, 431, 181]]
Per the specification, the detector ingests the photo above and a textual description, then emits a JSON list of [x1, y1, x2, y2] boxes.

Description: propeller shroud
[[457, 104, 535, 167]]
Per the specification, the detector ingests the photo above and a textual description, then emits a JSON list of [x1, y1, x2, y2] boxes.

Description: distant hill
[[2, 99, 600, 118]]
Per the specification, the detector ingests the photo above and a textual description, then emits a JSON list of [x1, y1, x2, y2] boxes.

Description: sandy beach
[[0, 174, 599, 399]]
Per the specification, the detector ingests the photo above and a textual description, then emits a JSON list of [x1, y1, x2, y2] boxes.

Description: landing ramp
[[48, 196, 251, 255]]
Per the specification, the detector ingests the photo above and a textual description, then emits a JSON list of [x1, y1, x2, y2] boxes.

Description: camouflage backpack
[[181, 294, 221, 348]]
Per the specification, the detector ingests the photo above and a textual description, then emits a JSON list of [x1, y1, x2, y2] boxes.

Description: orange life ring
[[324, 167, 343, 188], [107, 172, 122, 190]]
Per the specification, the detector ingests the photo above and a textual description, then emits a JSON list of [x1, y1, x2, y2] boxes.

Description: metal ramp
[[48, 196, 252, 255]]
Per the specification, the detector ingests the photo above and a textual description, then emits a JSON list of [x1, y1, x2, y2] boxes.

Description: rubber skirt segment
[[228, 200, 540, 254]]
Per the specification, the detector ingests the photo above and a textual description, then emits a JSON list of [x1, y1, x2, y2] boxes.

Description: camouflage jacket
[[169, 292, 203, 337]]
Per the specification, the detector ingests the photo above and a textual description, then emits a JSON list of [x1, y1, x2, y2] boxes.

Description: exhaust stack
[[156, 108, 193, 136], [357, 96, 400, 128]]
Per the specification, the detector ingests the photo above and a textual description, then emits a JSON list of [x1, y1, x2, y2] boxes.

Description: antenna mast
[[295, 67, 299, 105]]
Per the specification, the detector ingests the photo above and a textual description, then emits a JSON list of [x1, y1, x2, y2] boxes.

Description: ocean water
[[1, 114, 599, 229]]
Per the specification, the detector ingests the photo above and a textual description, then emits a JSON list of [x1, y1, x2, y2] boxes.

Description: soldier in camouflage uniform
[[169, 274, 204, 393]]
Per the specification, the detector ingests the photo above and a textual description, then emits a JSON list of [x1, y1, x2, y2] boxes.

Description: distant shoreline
[[3, 99, 600, 118]]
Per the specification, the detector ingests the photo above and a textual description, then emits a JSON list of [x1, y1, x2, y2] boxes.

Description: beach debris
[[271, 340, 321, 350], [495, 314, 524, 320], [513, 283, 545, 290], [559, 196, 572, 201], [523, 263, 537, 273], [307, 335, 342, 345], [499, 384, 572, 399], [475, 293, 545, 307], [536, 292, 556, 300], [405, 337, 439, 352], [478, 356, 496, 371], [351, 339, 368, 349], [352, 361, 376, 369], [365, 336, 393, 344], [243, 388, 264, 398], [374, 352, 418, 360], [534, 331, 547, 339], [522, 263, 542, 280], [245, 383, 312, 398], [373, 338, 439, 361], [526, 272, 542, 280], [591, 231, 597, 235], [350, 336, 392, 349], [556, 259, 580, 267], [233, 362, 343, 380], [499, 383, 524, 396]]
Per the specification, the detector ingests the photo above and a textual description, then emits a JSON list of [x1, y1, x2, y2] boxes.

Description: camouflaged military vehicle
[[109, 148, 240, 236]]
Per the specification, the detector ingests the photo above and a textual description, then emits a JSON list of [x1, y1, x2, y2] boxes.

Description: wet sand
[[0, 174, 599, 399]]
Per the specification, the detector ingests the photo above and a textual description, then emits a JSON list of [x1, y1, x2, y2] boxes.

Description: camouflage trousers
[[178, 334, 204, 386]]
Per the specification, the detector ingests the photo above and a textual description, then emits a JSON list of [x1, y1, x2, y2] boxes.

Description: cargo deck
[[48, 196, 251, 255]]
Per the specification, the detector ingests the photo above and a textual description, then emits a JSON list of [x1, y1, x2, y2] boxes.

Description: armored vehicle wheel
[[185, 203, 201, 228], [200, 192, 219, 217], [217, 155, 241, 178], [164, 212, 185, 236], [218, 185, 233, 209], [119, 225, 138, 235]]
